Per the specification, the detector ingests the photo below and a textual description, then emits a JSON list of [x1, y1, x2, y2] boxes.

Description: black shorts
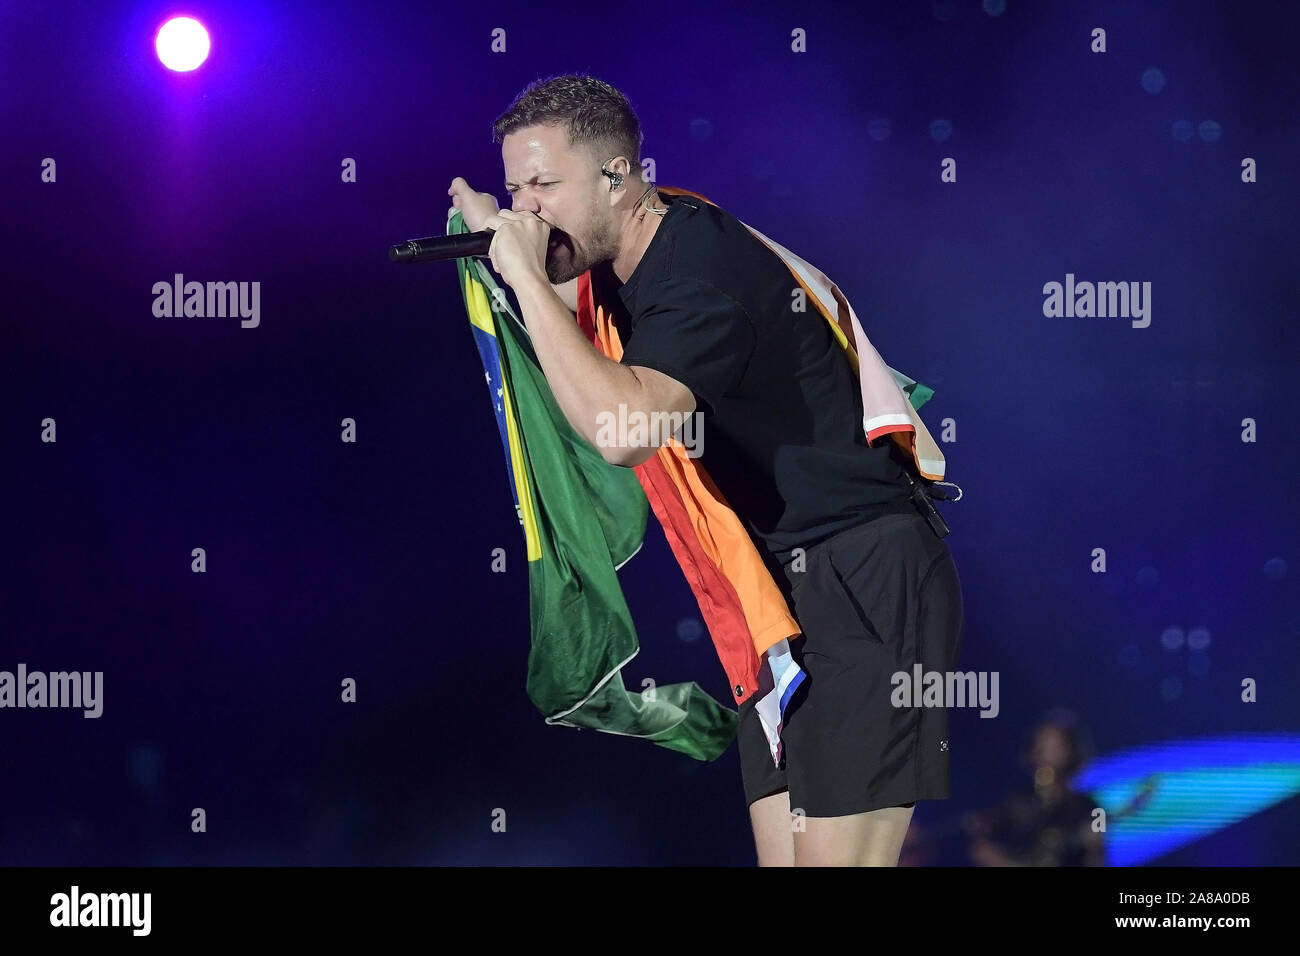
[[738, 506, 965, 817]]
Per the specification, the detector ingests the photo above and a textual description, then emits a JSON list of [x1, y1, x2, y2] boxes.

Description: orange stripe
[[594, 301, 801, 659]]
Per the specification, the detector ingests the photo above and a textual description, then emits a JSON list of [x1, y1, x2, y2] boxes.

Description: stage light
[[1075, 733, 1300, 865], [156, 16, 211, 72], [1160, 626, 1185, 650]]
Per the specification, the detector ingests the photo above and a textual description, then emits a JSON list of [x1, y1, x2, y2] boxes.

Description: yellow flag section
[[463, 267, 542, 562]]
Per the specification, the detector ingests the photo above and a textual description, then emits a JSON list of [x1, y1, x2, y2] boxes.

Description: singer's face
[[502, 125, 620, 285]]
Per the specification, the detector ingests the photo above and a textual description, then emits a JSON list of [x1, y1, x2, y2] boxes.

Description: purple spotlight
[[156, 16, 211, 72]]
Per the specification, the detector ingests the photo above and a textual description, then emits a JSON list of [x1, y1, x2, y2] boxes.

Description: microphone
[[388, 230, 494, 264]]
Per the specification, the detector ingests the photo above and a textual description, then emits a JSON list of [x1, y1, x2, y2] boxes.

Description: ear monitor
[[600, 160, 625, 191]]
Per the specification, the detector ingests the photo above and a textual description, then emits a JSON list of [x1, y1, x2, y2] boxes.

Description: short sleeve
[[618, 278, 756, 415]]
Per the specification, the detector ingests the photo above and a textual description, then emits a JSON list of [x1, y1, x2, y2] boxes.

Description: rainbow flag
[[578, 186, 949, 768]]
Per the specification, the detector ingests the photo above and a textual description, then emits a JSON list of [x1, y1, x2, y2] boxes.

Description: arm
[[514, 273, 695, 467]]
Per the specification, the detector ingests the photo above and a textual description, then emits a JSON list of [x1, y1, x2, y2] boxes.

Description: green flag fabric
[[450, 209, 740, 762]]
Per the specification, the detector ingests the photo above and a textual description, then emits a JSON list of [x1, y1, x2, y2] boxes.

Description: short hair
[[1024, 708, 1095, 780], [492, 74, 643, 174]]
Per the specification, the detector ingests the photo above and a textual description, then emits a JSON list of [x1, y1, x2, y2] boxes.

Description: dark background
[[3, 0, 1297, 864]]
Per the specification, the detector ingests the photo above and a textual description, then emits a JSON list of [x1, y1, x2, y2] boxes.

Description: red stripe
[[867, 423, 915, 444]]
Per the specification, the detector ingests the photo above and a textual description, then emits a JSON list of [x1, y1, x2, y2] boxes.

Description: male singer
[[448, 73, 964, 867]]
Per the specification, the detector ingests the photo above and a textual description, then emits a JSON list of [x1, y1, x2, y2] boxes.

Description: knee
[[795, 845, 903, 867], [795, 806, 915, 866]]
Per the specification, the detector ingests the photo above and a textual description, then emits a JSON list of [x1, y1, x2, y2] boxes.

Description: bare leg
[[748, 789, 795, 867], [794, 804, 915, 866]]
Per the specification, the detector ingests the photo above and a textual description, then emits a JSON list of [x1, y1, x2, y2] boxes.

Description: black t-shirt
[[594, 192, 914, 567], [982, 787, 1101, 866]]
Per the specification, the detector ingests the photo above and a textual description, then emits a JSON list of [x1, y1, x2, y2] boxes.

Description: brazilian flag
[[449, 210, 738, 762]]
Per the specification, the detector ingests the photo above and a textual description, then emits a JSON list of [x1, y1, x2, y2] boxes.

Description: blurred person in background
[[965, 709, 1105, 866]]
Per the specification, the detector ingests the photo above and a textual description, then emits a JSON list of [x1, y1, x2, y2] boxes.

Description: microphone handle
[[388, 230, 494, 264]]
